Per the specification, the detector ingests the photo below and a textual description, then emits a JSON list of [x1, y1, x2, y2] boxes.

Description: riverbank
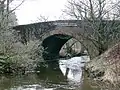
[[85, 42, 120, 88]]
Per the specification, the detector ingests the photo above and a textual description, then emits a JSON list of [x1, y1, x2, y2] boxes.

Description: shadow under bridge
[[42, 34, 72, 60]]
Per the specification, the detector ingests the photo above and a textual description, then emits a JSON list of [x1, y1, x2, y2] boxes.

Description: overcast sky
[[10, 0, 68, 25]]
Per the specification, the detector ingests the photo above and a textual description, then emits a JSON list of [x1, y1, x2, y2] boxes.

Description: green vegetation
[[0, 0, 44, 74], [0, 39, 44, 74], [0, 26, 44, 74]]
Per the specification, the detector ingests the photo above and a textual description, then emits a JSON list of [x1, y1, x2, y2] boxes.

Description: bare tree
[[0, 0, 25, 28], [64, 0, 120, 56]]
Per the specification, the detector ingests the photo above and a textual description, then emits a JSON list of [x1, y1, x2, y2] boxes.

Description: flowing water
[[0, 58, 101, 90]]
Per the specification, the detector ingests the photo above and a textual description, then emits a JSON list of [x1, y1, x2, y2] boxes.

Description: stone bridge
[[13, 20, 98, 60]]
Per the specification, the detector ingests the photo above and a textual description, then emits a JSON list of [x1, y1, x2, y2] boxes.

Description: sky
[[10, 0, 68, 25]]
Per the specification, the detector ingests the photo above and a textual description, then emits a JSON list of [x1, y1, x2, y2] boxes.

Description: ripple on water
[[9, 84, 79, 90], [10, 84, 55, 90]]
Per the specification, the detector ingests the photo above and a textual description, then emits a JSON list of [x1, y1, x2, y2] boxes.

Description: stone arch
[[41, 28, 98, 60], [42, 34, 72, 59], [42, 34, 85, 60], [12, 20, 99, 61]]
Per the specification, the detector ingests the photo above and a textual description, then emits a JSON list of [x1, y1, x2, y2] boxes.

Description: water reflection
[[10, 84, 54, 90], [59, 56, 90, 84], [0, 56, 101, 90], [0, 71, 76, 90]]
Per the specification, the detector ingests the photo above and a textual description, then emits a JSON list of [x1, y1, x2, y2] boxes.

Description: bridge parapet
[[13, 20, 84, 43], [53, 20, 80, 27]]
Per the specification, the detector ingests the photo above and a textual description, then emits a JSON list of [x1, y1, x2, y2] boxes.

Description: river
[[0, 58, 101, 90]]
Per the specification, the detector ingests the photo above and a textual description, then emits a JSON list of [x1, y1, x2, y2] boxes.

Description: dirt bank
[[85, 42, 120, 85]]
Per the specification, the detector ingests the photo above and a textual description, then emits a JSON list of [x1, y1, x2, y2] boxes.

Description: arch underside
[[42, 34, 72, 60], [42, 33, 98, 62], [41, 26, 98, 62]]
